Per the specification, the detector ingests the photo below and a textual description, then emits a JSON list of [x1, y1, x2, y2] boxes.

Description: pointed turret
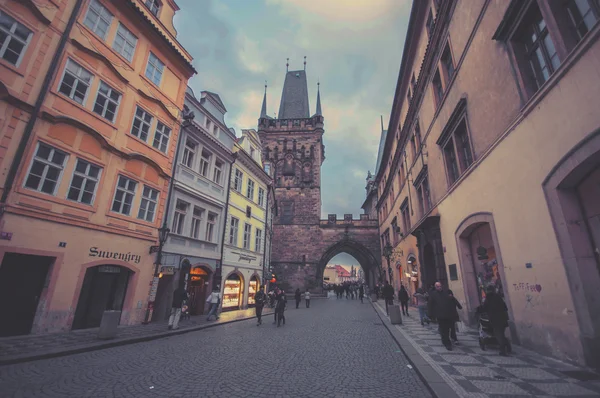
[[260, 82, 268, 118], [315, 81, 322, 116]]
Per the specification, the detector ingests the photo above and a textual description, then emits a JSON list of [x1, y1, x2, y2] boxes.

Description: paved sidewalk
[[0, 307, 272, 366], [373, 301, 600, 397]]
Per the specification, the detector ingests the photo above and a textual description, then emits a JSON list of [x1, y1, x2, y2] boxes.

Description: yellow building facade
[[221, 129, 271, 311]]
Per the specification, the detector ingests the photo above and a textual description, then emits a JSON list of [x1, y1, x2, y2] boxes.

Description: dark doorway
[[72, 265, 131, 330], [188, 266, 209, 315], [0, 253, 54, 337], [152, 274, 174, 322], [422, 243, 436, 289]]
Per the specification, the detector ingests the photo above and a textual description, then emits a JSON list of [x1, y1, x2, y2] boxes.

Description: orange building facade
[[0, 0, 194, 336]]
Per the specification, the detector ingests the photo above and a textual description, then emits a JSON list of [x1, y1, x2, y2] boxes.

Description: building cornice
[[233, 151, 272, 185]]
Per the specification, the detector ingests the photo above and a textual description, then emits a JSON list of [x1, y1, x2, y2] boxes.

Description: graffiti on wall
[[513, 282, 542, 293]]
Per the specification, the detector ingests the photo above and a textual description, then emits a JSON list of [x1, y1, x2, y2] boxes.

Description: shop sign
[[160, 266, 175, 275], [89, 247, 141, 263], [231, 251, 257, 263]]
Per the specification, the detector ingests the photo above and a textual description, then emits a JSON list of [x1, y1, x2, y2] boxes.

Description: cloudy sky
[[174, 0, 410, 265]]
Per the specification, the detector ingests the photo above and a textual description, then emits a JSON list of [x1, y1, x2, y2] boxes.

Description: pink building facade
[[376, 0, 600, 366]]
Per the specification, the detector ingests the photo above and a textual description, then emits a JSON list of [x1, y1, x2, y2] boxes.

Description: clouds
[[174, 0, 410, 218]]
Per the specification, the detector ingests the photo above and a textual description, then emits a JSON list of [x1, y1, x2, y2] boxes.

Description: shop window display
[[222, 274, 242, 311], [248, 279, 259, 307]]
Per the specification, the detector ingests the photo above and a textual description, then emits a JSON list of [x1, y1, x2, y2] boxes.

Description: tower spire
[[304, 56, 306, 71], [315, 80, 322, 116], [286, 58, 289, 72], [380, 115, 384, 132], [260, 81, 268, 118]]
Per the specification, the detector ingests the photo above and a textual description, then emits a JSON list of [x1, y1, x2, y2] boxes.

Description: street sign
[[149, 245, 159, 254]]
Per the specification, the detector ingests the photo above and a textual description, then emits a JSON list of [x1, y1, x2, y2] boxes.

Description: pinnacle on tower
[[260, 81, 268, 118], [315, 81, 322, 116], [278, 68, 310, 119]]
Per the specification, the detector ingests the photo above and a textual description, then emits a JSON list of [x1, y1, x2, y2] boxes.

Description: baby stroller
[[478, 311, 512, 353]]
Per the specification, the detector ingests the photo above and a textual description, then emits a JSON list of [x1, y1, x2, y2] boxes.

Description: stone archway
[[543, 128, 600, 367], [316, 240, 380, 290]]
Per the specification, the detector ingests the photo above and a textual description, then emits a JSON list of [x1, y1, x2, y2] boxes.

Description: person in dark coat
[[358, 284, 365, 304], [398, 285, 410, 316], [168, 286, 188, 330], [294, 288, 301, 309], [427, 281, 456, 350], [275, 290, 287, 327], [447, 290, 463, 344], [382, 281, 395, 315], [482, 285, 510, 356]]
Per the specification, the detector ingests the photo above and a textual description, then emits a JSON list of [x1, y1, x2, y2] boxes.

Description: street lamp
[[383, 243, 393, 284], [143, 223, 170, 324]]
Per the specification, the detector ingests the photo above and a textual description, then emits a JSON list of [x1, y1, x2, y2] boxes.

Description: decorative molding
[[71, 39, 129, 84], [492, 0, 533, 41], [15, 0, 51, 25], [136, 88, 179, 122], [413, 164, 429, 188], [41, 112, 170, 178], [0, 81, 35, 113], [436, 97, 467, 145]]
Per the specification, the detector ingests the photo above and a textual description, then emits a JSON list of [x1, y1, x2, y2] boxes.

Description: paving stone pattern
[[0, 307, 272, 364], [0, 299, 431, 398], [375, 302, 600, 397]]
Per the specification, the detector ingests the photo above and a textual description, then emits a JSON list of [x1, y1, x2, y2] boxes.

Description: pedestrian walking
[[481, 285, 511, 356], [382, 281, 395, 315], [205, 288, 221, 321], [295, 288, 301, 309], [168, 285, 188, 330], [428, 281, 457, 350], [447, 290, 463, 345], [305, 290, 311, 308], [255, 285, 266, 326], [359, 284, 364, 303], [399, 284, 410, 316], [414, 288, 430, 326], [276, 290, 287, 327]]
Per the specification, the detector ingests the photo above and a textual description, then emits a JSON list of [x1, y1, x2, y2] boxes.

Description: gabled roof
[[203, 91, 227, 112], [279, 70, 310, 119]]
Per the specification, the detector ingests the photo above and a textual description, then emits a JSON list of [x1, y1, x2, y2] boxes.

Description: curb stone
[[369, 299, 459, 398], [0, 310, 272, 367]]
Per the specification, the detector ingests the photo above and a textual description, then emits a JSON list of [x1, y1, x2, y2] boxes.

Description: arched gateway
[[258, 68, 380, 292]]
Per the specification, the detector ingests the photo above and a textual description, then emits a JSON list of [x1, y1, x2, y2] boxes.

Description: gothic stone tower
[[258, 69, 325, 292]]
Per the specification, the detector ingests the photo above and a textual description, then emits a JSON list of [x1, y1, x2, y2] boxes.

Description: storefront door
[[222, 274, 243, 311], [72, 265, 131, 330], [0, 253, 53, 337]]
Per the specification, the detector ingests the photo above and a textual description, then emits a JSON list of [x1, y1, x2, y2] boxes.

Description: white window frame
[[67, 158, 102, 205], [137, 185, 159, 222], [0, 10, 33, 67], [182, 138, 196, 168], [255, 228, 263, 252], [111, 175, 137, 216], [58, 59, 94, 105], [83, 0, 114, 40], [93, 80, 121, 122], [258, 187, 265, 207], [243, 223, 252, 250], [152, 121, 171, 153], [205, 212, 216, 242], [130, 105, 153, 142], [145, 52, 164, 86], [112, 22, 137, 62], [229, 216, 239, 246], [190, 206, 204, 239], [24, 142, 68, 196], [144, 0, 161, 16], [172, 199, 188, 235], [213, 159, 223, 185], [199, 148, 212, 178], [233, 169, 243, 192], [246, 179, 255, 201]]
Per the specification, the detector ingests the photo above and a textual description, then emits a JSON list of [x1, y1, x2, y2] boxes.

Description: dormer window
[[144, 0, 161, 17], [250, 146, 256, 159]]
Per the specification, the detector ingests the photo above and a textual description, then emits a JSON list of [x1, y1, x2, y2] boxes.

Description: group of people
[[328, 282, 366, 303]]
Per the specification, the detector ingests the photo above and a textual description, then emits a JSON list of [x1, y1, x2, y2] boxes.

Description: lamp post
[[383, 243, 393, 284], [143, 223, 170, 324]]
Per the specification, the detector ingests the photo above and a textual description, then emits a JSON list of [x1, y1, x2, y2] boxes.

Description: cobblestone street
[[0, 298, 431, 398]]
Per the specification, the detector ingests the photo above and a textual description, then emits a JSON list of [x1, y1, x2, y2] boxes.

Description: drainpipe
[[1, 0, 85, 207], [261, 185, 271, 286], [218, 153, 234, 291]]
